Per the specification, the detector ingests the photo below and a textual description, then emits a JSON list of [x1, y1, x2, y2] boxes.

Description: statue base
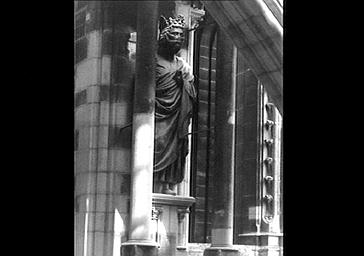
[[203, 247, 240, 256], [153, 180, 178, 195], [121, 240, 158, 256], [151, 194, 195, 256]]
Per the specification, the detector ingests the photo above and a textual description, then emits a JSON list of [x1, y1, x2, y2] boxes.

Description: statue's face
[[166, 27, 184, 45], [161, 27, 184, 54]]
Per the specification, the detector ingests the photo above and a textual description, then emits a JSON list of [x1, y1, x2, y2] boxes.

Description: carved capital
[[189, 6, 205, 31], [151, 206, 163, 221], [177, 207, 190, 222]]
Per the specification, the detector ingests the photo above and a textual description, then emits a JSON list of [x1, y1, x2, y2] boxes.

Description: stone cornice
[[152, 193, 196, 207]]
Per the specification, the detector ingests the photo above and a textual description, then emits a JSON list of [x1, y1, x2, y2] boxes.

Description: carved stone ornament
[[151, 207, 163, 221], [177, 208, 190, 223]]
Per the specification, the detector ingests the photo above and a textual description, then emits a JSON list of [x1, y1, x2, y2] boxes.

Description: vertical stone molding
[[121, 1, 159, 255], [177, 208, 189, 250], [151, 206, 163, 245], [203, 28, 239, 256]]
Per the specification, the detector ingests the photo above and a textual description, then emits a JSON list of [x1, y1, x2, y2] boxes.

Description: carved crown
[[159, 14, 186, 33]]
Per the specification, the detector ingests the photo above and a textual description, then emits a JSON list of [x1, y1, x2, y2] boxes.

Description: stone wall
[[74, 2, 137, 256]]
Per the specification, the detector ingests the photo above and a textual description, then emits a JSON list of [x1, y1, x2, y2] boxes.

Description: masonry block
[[75, 104, 91, 127], [198, 79, 209, 91], [108, 149, 131, 172], [75, 172, 96, 196], [101, 55, 112, 84], [93, 231, 108, 255], [75, 194, 96, 213], [75, 89, 88, 107], [87, 31, 102, 59], [199, 56, 212, 69], [96, 172, 109, 193], [87, 85, 100, 103], [75, 57, 99, 91], [108, 125, 132, 149], [199, 69, 210, 81], [99, 101, 111, 125], [97, 148, 109, 171], [100, 85, 134, 104], [112, 103, 133, 126], [75, 37, 88, 64], [98, 125, 110, 148], [75, 149, 97, 173]]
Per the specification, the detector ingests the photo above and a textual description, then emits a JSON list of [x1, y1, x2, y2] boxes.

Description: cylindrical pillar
[[121, 1, 159, 255], [204, 28, 239, 256]]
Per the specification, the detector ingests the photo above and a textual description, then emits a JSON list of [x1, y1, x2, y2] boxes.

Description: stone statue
[[153, 15, 196, 195]]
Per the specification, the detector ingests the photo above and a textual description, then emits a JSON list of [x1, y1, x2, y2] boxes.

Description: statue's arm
[[177, 57, 196, 100]]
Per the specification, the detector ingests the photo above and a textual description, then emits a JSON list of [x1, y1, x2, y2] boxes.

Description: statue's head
[[158, 15, 186, 54]]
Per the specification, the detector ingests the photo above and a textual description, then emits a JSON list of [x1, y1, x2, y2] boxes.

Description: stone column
[[121, 1, 159, 256], [204, 28, 239, 256]]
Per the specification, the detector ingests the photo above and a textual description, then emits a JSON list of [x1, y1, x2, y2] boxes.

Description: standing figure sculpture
[[154, 15, 196, 195]]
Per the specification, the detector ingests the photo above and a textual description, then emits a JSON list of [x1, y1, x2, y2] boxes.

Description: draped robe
[[153, 55, 196, 184]]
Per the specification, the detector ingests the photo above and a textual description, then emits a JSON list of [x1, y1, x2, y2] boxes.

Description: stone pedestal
[[203, 247, 240, 256], [121, 241, 158, 256], [152, 194, 195, 256]]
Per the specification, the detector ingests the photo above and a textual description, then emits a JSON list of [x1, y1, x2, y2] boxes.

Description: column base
[[203, 247, 240, 256], [121, 240, 158, 256]]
